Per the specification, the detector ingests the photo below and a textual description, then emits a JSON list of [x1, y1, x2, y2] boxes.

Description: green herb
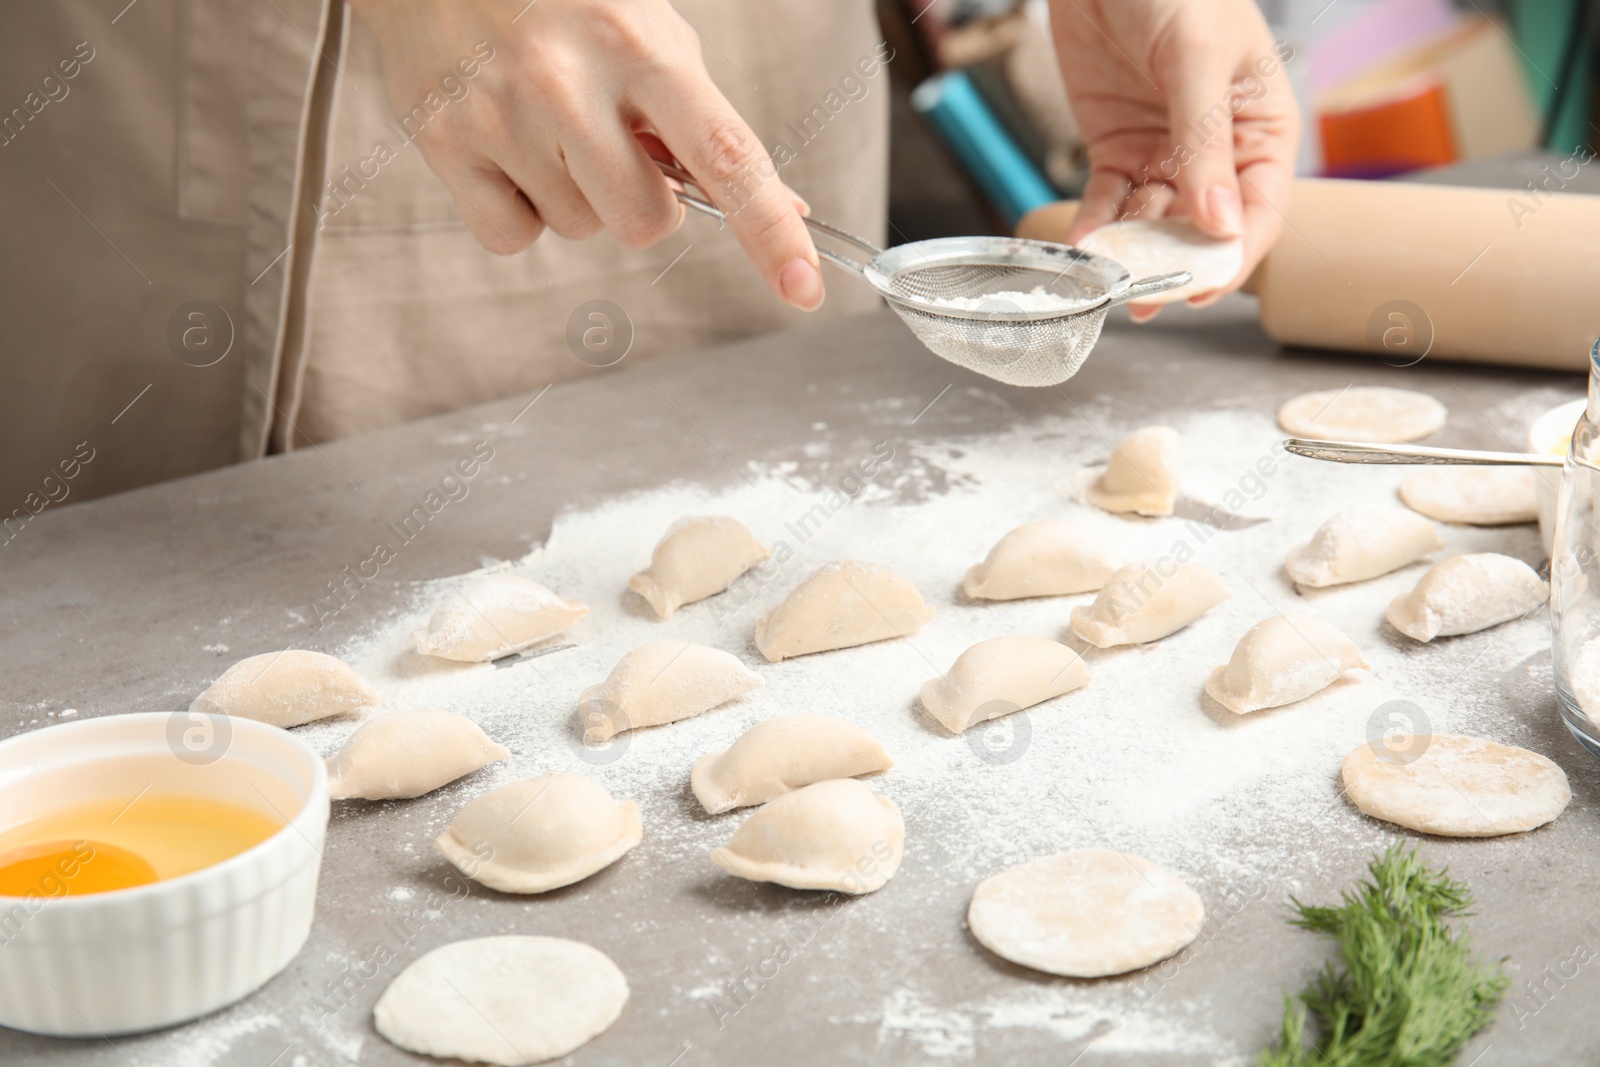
[[1259, 846, 1508, 1067]]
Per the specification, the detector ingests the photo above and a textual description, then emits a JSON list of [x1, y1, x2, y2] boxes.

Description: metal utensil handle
[[654, 159, 881, 276], [1104, 271, 1193, 307], [1284, 437, 1565, 467]]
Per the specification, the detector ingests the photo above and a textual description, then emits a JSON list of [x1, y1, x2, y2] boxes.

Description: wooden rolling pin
[[1017, 178, 1600, 371]]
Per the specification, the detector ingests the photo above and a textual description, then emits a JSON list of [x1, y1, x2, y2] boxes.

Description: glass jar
[[1551, 341, 1600, 755]]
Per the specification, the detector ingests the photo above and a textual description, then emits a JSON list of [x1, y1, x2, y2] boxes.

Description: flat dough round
[[967, 850, 1204, 978], [1075, 217, 1244, 303], [1277, 386, 1446, 443], [1342, 734, 1570, 837], [374, 936, 628, 1066], [1398, 466, 1538, 525]]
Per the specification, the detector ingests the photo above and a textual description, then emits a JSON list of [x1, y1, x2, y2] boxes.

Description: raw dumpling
[[755, 561, 933, 663], [413, 574, 588, 662], [963, 519, 1125, 600], [1398, 466, 1538, 525], [919, 636, 1089, 734], [1085, 426, 1181, 517], [629, 515, 771, 618], [1277, 386, 1446, 443], [326, 709, 509, 800], [190, 649, 379, 728], [1285, 504, 1443, 587], [436, 774, 641, 893], [1204, 614, 1367, 715], [1070, 561, 1230, 647], [691, 714, 893, 814], [1386, 553, 1548, 642], [578, 641, 763, 741], [1075, 217, 1244, 303], [1341, 734, 1570, 837], [967, 850, 1205, 978], [374, 936, 627, 1067], [709, 779, 904, 894]]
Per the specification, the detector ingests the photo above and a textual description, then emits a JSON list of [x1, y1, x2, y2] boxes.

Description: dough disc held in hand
[[1341, 734, 1570, 837], [1398, 466, 1539, 525], [190, 649, 379, 728], [374, 935, 627, 1066], [1075, 217, 1244, 303], [968, 850, 1204, 977], [1277, 386, 1446, 443]]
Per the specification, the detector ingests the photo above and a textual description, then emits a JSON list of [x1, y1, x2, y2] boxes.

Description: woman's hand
[[1048, 0, 1300, 314], [349, 0, 824, 309]]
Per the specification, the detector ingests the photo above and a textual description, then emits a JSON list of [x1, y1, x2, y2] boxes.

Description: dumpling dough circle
[[1398, 466, 1539, 526], [327, 709, 509, 800], [1284, 505, 1443, 588], [919, 635, 1089, 734], [373, 935, 627, 1066], [1204, 614, 1367, 715], [1341, 734, 1570, 837], [1075, 217, 1244, 303], [1085, 426, 1182, 517], [436, 774, 641, 893], [1277, 386, 1446, 443], [692, 714, 892, 815], [579, 641, 763, 741], [629, 515, 770, 618], [968, 850, 1205, 978], [710, 779, 904, 894], [190, 649, 379, 728], [964, 519, 1125, 600], [1385, 553, 1548, 642], [413, 574, 588, 662], [1070, 561, 1230, 647], [755, 561, 933, 662]]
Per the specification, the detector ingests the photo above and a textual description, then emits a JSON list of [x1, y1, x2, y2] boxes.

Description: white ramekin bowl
[[1530, 398, 1587, 557], [0, 712, 328, 1036]]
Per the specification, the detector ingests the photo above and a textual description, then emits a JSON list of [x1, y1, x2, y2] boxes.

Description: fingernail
[[1206, 186, 1243, 237], [1128, 303, 1162, 323], [780, 258, 823, 311]]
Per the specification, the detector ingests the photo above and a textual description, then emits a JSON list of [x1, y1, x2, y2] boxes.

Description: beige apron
[[0, 0, 887, 507]]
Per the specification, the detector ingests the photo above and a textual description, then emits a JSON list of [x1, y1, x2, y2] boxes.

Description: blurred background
[[879, 0, 1600, 239]]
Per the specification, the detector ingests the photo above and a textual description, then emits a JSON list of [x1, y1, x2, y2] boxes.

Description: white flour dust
[[283, 404, 1549, 1060]]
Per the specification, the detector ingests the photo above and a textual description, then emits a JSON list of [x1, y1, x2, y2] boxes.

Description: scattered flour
[[271, 405, 1549, 1061]]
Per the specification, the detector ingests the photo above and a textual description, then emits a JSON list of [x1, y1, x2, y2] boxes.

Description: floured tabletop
[[2, 300, 1595, 1066]]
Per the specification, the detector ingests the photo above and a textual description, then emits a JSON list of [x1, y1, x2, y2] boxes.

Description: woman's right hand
[[349, 0, 825, 309]]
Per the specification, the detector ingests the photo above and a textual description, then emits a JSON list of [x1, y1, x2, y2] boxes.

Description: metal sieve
[[658, 161, 1190, 388]]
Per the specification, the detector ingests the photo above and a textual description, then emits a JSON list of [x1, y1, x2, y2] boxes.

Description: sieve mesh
[[876, 261, 1112, 387]]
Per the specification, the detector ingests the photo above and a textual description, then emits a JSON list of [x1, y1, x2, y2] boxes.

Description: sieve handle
[[1104, 271, 1193, 307], [1284, 438, 1564, 467], [653, 159, 879, 276]]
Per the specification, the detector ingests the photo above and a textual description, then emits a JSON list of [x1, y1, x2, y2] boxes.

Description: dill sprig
[[1259, 846, 1509, 1067]]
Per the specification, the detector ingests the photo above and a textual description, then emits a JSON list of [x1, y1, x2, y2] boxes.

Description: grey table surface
[[2, 300, 1597, 1066]]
